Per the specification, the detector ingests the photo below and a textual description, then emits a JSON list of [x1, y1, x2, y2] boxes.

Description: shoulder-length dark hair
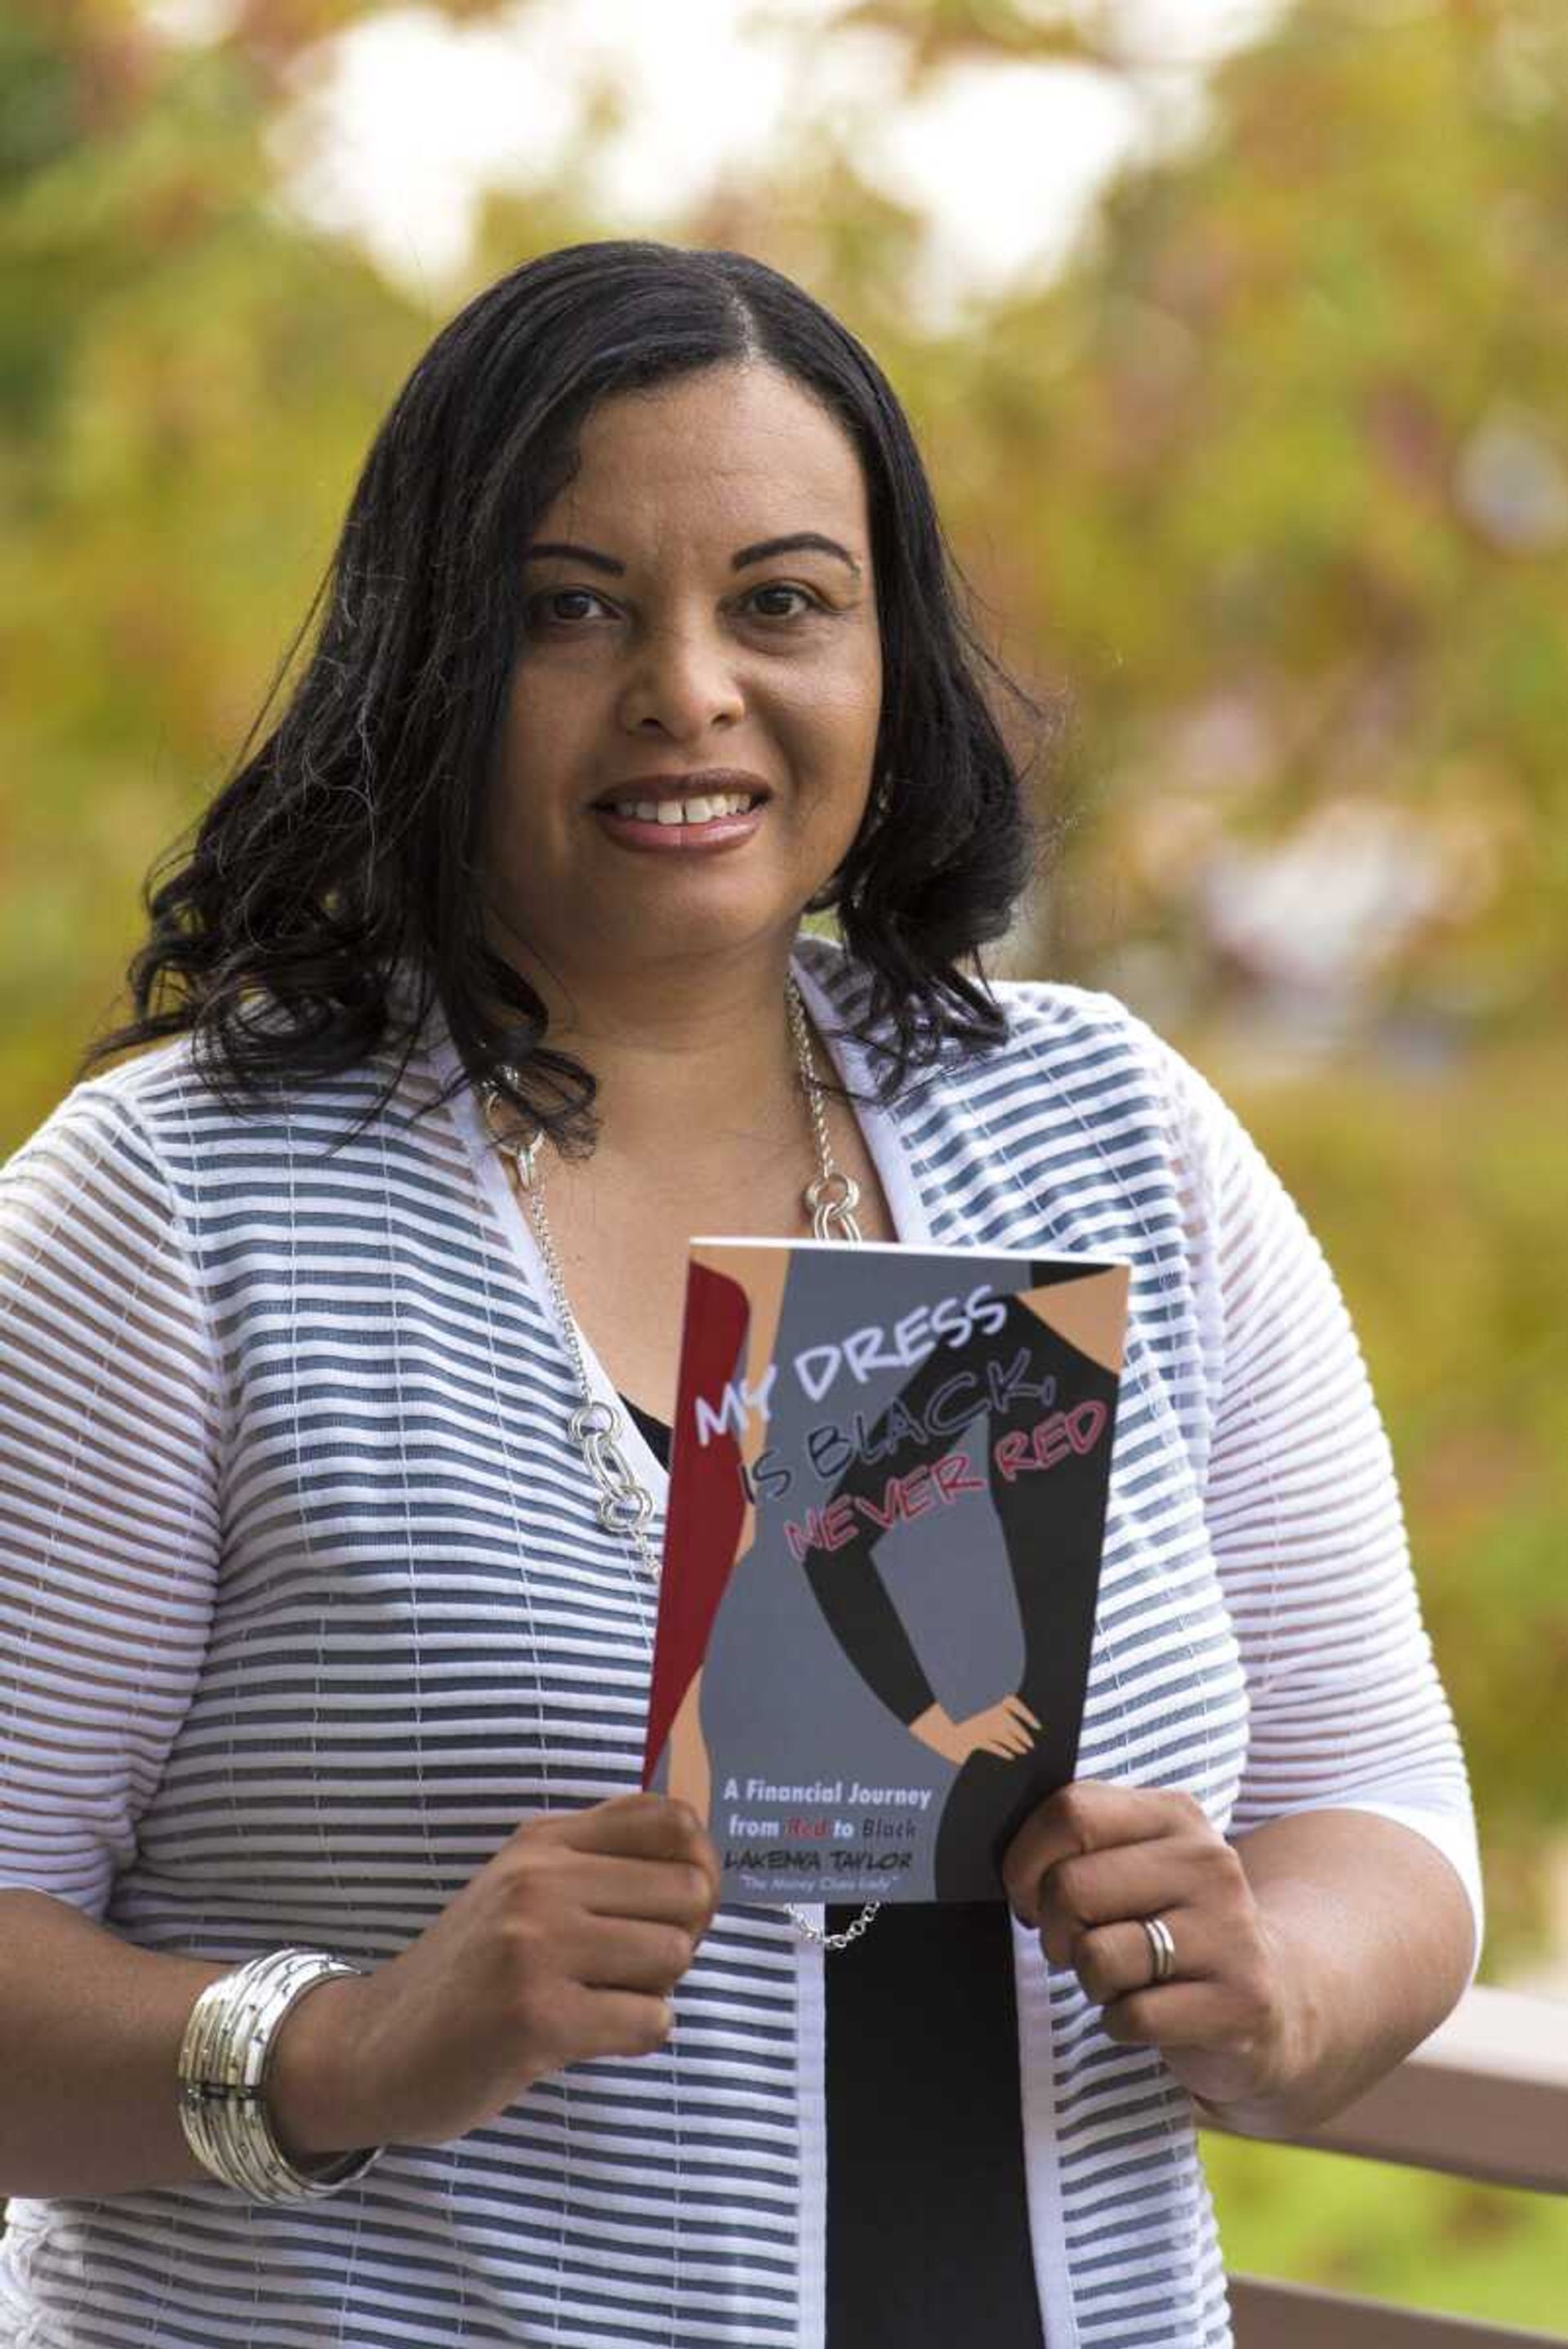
[[79, 238, 1053, 1150]]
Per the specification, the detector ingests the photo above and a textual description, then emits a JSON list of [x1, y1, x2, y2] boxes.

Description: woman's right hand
[[269, 1791, 719, 2155]]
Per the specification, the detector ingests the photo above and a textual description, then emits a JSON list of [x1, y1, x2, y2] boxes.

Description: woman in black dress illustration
[[800, 1277, 1122, 1900]]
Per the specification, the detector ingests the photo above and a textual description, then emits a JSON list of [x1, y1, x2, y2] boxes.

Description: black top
[[621, 1393, 1045, 2347]]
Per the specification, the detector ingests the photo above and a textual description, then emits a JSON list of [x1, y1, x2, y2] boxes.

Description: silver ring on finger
[[1140, 1913, 1177, 1986]]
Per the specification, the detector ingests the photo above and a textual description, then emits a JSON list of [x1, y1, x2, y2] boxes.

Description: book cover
[[642, 1239, 1129, 1905]]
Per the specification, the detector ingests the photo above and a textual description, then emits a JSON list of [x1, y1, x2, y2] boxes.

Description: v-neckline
[[421, 941, 934, 1501]]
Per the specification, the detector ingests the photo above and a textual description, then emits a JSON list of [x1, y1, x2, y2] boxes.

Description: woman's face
[[483, 361, 883, 999]]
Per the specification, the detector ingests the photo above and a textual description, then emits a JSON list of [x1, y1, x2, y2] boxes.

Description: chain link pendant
[[569, 1401, 656, 1535], [806, 1170, 863, 1242]]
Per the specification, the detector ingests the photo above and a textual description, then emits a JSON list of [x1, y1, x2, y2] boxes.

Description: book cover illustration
[[643, 1240, 1129, 1905]]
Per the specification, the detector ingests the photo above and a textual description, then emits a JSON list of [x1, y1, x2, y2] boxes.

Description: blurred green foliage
[[2, 0, 1565, 2319], [1200, 2131, 1568, 2330]]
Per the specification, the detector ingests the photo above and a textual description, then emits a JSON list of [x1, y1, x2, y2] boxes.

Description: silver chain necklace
[[479, 975, 880, 1955]]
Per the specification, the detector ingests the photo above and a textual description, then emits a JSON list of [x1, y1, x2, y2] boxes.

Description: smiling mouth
[[596, 789, 764, 827]]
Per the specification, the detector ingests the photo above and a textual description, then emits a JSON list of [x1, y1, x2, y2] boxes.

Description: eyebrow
[[521, 532, 863, 578]]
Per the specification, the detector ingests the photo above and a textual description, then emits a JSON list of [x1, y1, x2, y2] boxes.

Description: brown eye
[[747, 585, 820, 619], [527, 588, 610, 626]]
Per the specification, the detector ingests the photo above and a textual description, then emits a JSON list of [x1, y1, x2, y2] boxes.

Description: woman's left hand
[[1001, 1781, 1303, 2114]]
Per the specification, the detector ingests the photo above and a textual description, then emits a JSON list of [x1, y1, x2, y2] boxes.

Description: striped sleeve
[[1146, 1024, 1484, 1976], [0, 1083, 221, 1917]]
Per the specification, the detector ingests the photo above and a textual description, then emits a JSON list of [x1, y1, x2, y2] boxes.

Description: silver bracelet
[[177, 1948, 385, 2201]]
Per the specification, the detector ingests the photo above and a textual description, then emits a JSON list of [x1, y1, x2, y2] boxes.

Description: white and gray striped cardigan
[[0, 933, 1481, 2348]]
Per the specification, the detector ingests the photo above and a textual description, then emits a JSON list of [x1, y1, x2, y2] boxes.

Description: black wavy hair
[[79, 238, 1054, 1150]]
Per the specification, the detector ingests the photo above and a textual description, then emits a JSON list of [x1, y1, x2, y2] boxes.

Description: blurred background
[[2, 0, 1565, 2322]]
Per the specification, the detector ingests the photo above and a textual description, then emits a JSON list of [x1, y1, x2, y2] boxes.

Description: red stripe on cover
[[642, 1260, 751, 1784]]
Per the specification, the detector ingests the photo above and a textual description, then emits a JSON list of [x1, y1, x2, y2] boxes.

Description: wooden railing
[[1204, 1985, 1568, 2345]]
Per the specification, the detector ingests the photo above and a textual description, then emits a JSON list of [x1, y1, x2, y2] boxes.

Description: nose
[[617, 617, 746, 738]]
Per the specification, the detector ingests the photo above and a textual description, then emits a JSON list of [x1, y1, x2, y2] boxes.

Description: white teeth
[[606, 791, 760, 822]]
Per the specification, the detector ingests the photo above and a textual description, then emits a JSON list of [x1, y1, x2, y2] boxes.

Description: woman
[[0, 239, 1481, 2347]]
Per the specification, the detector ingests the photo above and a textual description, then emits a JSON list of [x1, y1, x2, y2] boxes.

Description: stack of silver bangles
[[176, 1947, 385, 2201]]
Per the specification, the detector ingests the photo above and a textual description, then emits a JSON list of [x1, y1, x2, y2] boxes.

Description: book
[[642, 1238, 1129, 1905]]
